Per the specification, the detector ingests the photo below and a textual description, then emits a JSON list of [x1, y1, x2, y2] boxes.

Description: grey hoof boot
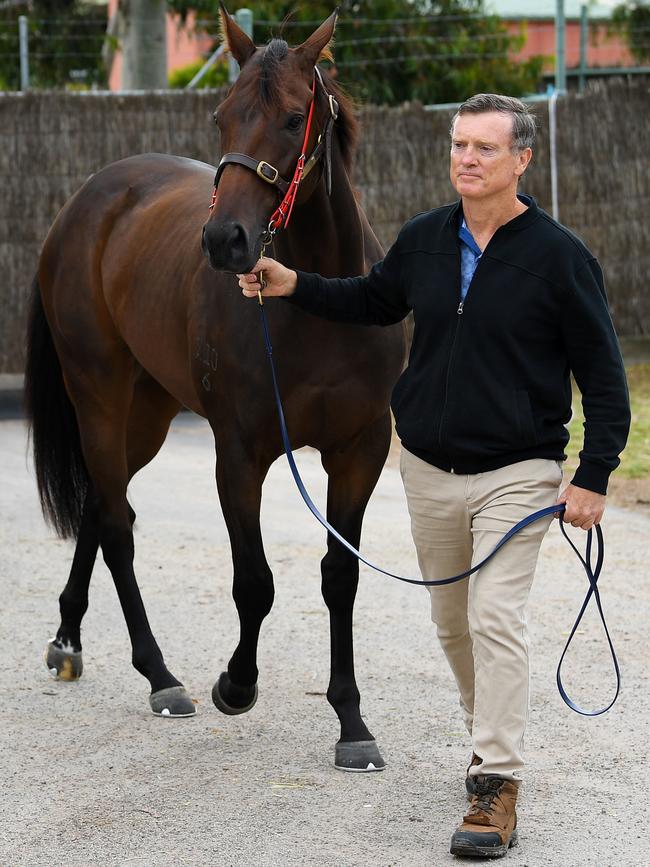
[[212, 671, 258, 715], [149, 686, 196, 718], [45, 640, 83, 681], [334, 739, 386, 772]]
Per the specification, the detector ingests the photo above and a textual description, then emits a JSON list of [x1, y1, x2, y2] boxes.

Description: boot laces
[[472, 777, 503, 813]]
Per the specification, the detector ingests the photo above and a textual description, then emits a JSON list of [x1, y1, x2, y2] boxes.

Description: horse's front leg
[[211, 435, 274, 715], [321, 412, 393, 772]]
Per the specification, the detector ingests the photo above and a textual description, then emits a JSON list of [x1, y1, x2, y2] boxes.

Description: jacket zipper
[[440, 230, 485, 461]]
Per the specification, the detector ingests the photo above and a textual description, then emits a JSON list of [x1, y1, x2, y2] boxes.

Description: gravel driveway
[[1, 413, 647, 866]]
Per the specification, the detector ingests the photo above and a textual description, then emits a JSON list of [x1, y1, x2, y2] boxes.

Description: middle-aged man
[[237, 94, 630, 859]]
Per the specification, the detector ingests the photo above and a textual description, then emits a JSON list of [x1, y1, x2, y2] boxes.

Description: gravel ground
[[1, 413, 647, 867]]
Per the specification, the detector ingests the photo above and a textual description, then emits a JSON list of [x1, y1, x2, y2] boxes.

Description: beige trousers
[[400, 449, 562, 782]]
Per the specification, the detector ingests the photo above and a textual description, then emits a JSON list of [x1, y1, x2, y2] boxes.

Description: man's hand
[[556, 483, 606, 530], [237, 257, 298, 299]]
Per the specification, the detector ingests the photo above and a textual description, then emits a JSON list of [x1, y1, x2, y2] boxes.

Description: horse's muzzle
[[201, 220, 258, 274]]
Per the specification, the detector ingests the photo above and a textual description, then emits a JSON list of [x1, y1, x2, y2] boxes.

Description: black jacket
[[289, 196, 630, 494]]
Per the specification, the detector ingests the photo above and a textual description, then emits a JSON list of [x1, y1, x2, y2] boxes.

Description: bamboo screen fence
[[0, 78, 647, 372]]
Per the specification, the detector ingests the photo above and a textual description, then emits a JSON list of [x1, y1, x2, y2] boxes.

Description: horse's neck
[[275, 151, 367, 277]]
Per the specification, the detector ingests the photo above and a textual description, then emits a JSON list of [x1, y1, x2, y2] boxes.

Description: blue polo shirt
[[458, 219, 482, 300]]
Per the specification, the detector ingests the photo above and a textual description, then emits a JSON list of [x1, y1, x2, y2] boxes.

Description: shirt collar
[[458, 219, 483, 258]]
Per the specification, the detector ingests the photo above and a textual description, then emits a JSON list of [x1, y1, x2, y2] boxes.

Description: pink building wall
[[506, 19, 634, 69], [107, 0, 213, 91]]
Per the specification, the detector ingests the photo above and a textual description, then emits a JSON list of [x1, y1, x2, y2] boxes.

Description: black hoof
[[149, 686, 196, 718], [45, 640, 83, 681], [334, 739, 386, 772], [212, 671, 258, 715]]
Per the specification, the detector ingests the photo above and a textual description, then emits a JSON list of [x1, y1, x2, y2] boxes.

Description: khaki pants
[[400, 449, 562, 782]]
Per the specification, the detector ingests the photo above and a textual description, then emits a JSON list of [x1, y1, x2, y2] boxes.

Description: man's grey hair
[[450, 94, 537, 151]]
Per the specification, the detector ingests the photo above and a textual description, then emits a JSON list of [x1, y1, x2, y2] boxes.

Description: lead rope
[[256, 300, 621, 717]]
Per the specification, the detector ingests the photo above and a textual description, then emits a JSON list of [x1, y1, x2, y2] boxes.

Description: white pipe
[[548, 91, 559, 222]]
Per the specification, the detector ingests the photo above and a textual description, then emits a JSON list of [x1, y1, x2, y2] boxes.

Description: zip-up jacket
[[289, 196, 630, 494]]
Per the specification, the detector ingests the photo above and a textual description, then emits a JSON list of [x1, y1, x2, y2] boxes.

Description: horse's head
[[201, 4, 339, 273]]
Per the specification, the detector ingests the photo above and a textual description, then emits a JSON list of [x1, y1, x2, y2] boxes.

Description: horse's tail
[[24, 275, 89, 539]]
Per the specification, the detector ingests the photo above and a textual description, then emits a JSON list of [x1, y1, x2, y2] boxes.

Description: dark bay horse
[[24, 8, 405, 771]]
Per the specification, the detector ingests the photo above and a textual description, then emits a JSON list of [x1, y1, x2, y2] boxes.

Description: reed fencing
[[0, 78, 647, 372]]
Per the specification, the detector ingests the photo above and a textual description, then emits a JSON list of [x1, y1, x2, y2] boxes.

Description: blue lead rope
[[258, 303, 620, 716]]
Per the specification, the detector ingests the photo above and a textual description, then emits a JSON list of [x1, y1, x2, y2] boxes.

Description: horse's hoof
[[334, 739, 386, 772], [212, 671, 258, 715], [44, 640, 83, 681], [149, 686, 196, 718]]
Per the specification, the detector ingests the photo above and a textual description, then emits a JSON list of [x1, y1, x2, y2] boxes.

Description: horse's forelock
[[260, 39, 290, 110]]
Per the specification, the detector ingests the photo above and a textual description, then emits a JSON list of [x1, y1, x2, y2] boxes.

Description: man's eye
[[287, 114, 304, 131]]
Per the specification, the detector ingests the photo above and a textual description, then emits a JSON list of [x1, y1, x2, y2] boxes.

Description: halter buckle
[[256, 161, 279, 185]]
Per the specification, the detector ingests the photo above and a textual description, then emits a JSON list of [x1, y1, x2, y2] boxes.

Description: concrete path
[[1, 414, 647, 866]]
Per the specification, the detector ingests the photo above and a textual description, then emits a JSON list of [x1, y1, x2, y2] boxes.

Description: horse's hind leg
[[45, 376, 179, 694], [45, 493, 102, 680], [321, 413, 393, 772], [122, 376, 189, 715], [61, 367, 192, 715]]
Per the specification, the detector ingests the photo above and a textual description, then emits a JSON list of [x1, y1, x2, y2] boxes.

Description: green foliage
[[611, 1, 650, 62], [168, 0, 545, 105], [169, 57, 229, 88], [0, 1, 107, 90]]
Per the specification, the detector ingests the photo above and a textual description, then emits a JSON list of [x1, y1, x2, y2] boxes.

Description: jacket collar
[[448, 194, 540, 232]]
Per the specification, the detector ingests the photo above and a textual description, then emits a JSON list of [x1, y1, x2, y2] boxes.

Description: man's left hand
[[556, 484, 606, 530]]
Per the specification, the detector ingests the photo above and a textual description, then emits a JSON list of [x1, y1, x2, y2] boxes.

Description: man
[[237, 94, 630, 858]]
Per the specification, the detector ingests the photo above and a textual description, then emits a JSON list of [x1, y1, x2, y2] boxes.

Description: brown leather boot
[[450, 775, 519, 858]]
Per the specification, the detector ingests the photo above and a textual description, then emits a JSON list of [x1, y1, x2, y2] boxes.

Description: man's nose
[[461, 148, 477, 164]]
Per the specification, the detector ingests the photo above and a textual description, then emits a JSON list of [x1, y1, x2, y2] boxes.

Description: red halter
[[268, 77, 317, 231]]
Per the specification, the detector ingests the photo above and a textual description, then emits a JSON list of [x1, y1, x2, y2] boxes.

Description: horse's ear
[[294, 8, 338, 73], [219, 2, 256, 68]]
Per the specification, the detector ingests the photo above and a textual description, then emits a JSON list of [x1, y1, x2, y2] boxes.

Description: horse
[[24, 6, 405, 772]]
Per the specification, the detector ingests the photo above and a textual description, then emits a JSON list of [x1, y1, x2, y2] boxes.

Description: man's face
[[449, 111, 531, 201]]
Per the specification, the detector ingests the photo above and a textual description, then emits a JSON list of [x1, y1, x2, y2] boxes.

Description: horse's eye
[[213, 112, 220, 126], [287, 114, 304, 132]]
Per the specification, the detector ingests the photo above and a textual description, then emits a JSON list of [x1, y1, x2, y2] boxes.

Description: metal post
[[578, 5, 588, 93], [548, 92, 559, 222], [18, 15, 29, 91], [229, 8, 253, 83], [186, 44, 227, 90], [555, 0, 566, 94]]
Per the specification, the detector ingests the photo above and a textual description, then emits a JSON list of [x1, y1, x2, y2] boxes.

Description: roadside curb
[[0, 374, 24, 419]]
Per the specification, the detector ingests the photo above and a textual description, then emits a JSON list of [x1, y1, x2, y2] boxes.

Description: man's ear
[[219, 2, 256, 69], [515, 147, 533, 177], [293, 9, 338, 74]]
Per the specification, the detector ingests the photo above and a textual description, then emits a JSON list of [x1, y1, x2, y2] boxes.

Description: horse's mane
[[240, 38, 359, 173]]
